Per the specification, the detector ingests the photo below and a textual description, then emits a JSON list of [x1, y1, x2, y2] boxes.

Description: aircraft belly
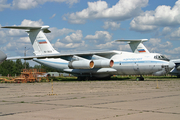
[[114, 63, 136, 75], [33, 59, 69, 71], [114, 61, 162, 75]]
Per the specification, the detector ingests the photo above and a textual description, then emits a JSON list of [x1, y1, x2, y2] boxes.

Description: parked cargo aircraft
[[0, 50, 7, 64], [2, 26, 175, 80], [166, 59, 180, 77], [118, 39, 180, 77]]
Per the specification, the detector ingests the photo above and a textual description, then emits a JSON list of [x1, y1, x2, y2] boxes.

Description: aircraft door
[[149, 64, 155, 73], [133, 62, 140, 74]]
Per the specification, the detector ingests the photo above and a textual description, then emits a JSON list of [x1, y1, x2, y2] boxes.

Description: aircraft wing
[[6, 51, 118, 61], [116, 39, 150, 53]]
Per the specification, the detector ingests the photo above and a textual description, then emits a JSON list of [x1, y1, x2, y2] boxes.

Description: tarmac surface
[[0, 79, 180, 120]]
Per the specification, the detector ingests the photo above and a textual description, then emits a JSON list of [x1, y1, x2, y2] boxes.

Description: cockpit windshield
[[154, 55, 170, 61]]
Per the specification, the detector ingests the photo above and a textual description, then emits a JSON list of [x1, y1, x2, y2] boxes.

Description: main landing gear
[[77, 76, 92, 81], [77, 76, 111, 81], [136, 75, 144, 81]]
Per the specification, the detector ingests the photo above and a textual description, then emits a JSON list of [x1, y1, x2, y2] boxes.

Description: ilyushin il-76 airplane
[[2, 25, 175, 80]]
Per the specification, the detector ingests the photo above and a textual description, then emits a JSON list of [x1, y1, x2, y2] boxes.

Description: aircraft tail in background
[[2, 26, 59, 56], [116, 39, 150, 53]]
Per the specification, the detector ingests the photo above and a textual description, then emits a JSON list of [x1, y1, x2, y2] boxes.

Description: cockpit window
[[154, 55, 169, 61]]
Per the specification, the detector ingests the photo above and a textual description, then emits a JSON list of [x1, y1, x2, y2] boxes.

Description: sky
[[0, 0, 180, 66]]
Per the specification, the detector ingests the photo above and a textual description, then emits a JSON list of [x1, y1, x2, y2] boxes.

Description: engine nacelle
[[153, 69, 166, 76], [68, 60, 94, 69], [176, 66, 180, 70], [93, 59, 114, 68]]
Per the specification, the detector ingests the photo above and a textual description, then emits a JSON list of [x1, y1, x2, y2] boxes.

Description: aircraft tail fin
[[2, 26, 59, 56], [116, 39, 150, 53]]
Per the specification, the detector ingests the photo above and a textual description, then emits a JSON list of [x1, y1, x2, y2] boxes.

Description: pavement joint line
[[0, 107, 58, 117], [87, 94, 180, 106]]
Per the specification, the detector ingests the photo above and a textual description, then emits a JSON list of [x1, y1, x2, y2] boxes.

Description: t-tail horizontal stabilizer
[[2, 26, 59, 56], [116, 39, 150, 53]]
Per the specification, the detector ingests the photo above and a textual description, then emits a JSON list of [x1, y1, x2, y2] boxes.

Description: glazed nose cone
[[169, 61, 175, 70], [0, 50, 7, 64]]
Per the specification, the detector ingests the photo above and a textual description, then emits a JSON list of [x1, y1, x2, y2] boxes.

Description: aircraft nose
[[169, 61, 175, 70], [0, 50, 7, 64]]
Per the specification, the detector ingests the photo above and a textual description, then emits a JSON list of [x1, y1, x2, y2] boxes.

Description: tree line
[[0, 59, 57, 76]]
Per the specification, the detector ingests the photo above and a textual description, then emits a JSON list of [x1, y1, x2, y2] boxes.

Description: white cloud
[[85, 31, 112, 44], [47, 27, 75, 41], [103, 21, 120, 30], [17, 37, 31, 43], [130, 0, 180, 32], [161, 27, 172, 35], [21, 19, 44, 26], [165, 47, 180, 55], [53, 30, 85, 51], [62, 30, 83, 43], [12, 0, 38, 10], [0, 0, 11, 11], [63, 0, 148, 24], [7, 29, 26, 37], [50, 14, 56, 19], [146, 38, 173, 53], [170, 27, 180, 38], [54, 39, 86, 50], [11, 0, 79, 10]]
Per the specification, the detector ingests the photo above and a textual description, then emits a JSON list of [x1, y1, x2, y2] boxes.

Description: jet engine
[[176, 66, 180, 70], [153, 69, 166, 76], [68, 60, 94, 69], [93, 59, 114, 68]]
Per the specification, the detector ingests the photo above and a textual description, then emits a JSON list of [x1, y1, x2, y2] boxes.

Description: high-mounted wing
[[6, 51, 118, 61]]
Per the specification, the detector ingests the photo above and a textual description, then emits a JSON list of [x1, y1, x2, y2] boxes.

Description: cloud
[[10, 0, 79, 10], [54, 39, 87, 51], [50, 14, 56, 19], [47, 27, 75, 41], [0, 0, 11, 11], [17, 37, 31, 43], [146, 38, 173, 53], [21, 19, 44, 26], [61, 30, 83, 43], [85, 31, 112, 44], [165, 47, 180, 55], [170, 27, 180, 39], [12, 0, 38, 10], [130, 0, 180, 32], [63, 0, 148, 24], [53, 30, 85, 52], [102, 21, 120, 30], [161, 27, 172, 36]]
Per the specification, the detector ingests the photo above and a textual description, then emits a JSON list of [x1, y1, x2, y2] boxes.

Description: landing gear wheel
[[77, 76, 82, 81], [85, 77, 89, 81], [136, 77, 144, 81]]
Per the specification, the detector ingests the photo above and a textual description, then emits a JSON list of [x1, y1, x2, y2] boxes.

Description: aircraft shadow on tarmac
[[48, 76, 180, 82]]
